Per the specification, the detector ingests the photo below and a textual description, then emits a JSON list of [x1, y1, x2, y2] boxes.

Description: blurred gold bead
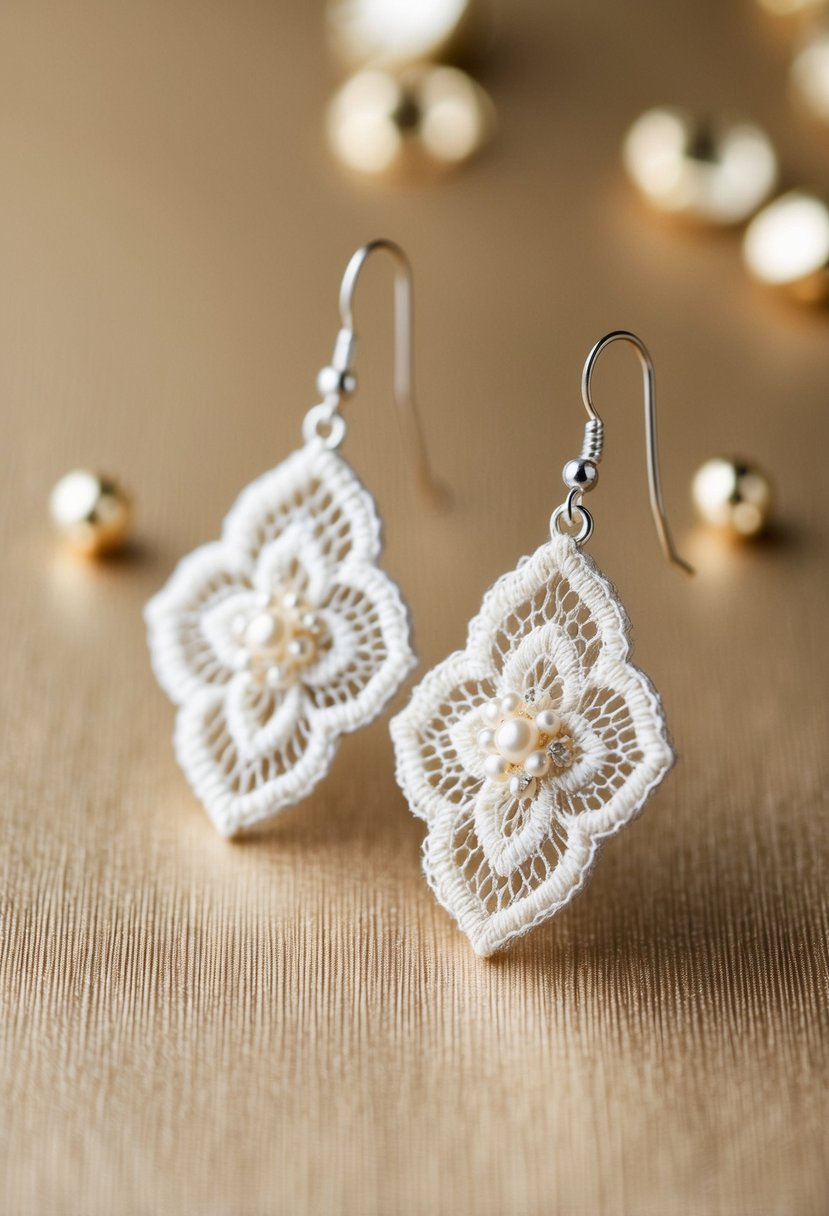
[[692, 458, 773, 538], [792, 27, 829, 123], [756, 0, 827, 17], [327, 0, 485, 68], [49, 470, 133, 557], [623, 108, 778, 225], [327, 64, 493, 179], [743, 190, 829, 303]]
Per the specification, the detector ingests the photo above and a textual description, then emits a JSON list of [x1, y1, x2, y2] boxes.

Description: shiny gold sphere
[[49, 470, 133, 556], [743, 189, 829, 303], [327, 64, 493, 179], [623, 107, 778, 225], [327, 0, 484, 68], [692, 458, 773, 538]]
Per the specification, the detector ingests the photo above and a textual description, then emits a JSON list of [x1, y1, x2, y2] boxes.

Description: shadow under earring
[[146, 239, 437, 837], [392, 331, 692, 956]]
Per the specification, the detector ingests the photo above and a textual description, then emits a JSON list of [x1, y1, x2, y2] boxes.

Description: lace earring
[[391, 331, 692, 956], [146, 239, 437, 837]]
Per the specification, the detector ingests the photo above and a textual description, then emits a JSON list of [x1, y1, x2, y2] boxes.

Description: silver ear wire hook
[[303, 238, 443, 505], [551, 330, 694, 575]]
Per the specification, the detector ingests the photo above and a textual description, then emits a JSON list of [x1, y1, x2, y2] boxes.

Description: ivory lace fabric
[[391, 534, 674, 955], [146, 440, 415, 836]]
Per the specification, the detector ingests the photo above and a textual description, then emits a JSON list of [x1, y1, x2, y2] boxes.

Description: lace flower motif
[[146, 440, 415, 836], [391, 534, 674, 956]]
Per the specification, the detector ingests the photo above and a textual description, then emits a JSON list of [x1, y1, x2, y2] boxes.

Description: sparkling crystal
[[547, 736, 573, 768]]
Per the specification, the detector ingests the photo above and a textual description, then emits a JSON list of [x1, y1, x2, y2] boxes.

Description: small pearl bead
[[282, 591, 299, 610], [509, 774, 537, 799], [477, 728, 496, 753], [484, 754, 510, 783], [495, 717, 539, 764], [302, 612, 321, 632], [500, 692, 522, 716], [524, 749, 551, 779], [534, 709, 561, 737], [266, 665, 285, 688], [288, 636, 315, 662], [245, 612, 282, 649], [483, 699, 503, 727]]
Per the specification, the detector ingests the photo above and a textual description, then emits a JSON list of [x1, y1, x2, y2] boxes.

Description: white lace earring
[[146, 239, 438, 837], [391, 331, 692, 956]]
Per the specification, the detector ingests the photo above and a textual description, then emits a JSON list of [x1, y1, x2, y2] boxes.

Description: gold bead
[[49, 470, 133, 557], [743, 190, 829, 303], [622, 107, 778, 225], [692, 458, 773, 539], [327, 0, 485, 69], [327, 64, 494, 179], [792, 28, 829, 124], [755, 0, 827, 19]]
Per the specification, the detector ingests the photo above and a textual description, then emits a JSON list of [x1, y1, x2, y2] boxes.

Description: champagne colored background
[[1, 1, 827, 1212]]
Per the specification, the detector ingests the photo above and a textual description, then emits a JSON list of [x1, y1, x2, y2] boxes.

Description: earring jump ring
[[550, 501, 593, 545], [303, 403, 347, 449]]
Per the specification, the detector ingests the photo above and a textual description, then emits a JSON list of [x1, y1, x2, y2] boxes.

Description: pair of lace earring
[[146, 239, 692, 956]]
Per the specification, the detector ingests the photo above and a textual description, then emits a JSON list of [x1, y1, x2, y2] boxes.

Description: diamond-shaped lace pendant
[[391, 533, 674, 956]]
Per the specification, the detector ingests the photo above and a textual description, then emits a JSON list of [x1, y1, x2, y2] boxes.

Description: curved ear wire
[[306, 238, 445, 506], [574, 330, 693, 575]]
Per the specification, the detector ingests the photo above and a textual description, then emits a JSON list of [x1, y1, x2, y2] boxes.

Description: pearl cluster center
[[477, 692, 573, 798], [232, 590, 324, 691]]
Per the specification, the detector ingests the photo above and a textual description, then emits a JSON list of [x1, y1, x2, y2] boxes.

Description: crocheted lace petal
[[253, 525, 334, 607], [390, 653, 496, 823], [499, 620, 584, 715], [145, 542, 253, 706], [223, 442, 382, 568], [224, 676, 305, 762], [174, 687, 336, 837], [473, 779, 558, 878], [302, 564, 415, 733], [467, 535, 631, 676], [447, 705, 490, 782], [552, 660, 674, 835], [423, 802, 592, 957]]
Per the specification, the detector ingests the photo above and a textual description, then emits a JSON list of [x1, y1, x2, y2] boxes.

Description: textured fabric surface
[[1, 0, 828, 1213]]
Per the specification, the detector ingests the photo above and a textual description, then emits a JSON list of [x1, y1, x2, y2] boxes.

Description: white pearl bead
[[509, 774, 537, 799], [494, 716, 539, 764], [483, 699, 503, 727], [477, 728, 496, 753], [245, 611, 282, 649], [500, 692, 522, 715], [534, 709, 561, 737], [282, 591, 299, 609], [288, 636, 315, 662], [524, 749, 551, 779], [302, 612, 321, 632], [483, 754, 510, 783], [266, 665, 285, 688]]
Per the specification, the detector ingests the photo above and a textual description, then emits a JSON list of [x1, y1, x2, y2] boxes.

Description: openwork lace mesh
[[392, 534, 674, 956], [146, 440, 415, 836]]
